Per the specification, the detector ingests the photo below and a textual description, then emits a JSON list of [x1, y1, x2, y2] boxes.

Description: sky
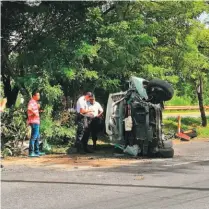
[[198, 12, 209, 26]]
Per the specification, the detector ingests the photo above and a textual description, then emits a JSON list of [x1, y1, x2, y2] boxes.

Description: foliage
[[165, 94, 195, 106], [197, 125, 209, 137], [40, 106, 76, 145], [40, 105, 54, 139], [1, 1, 209, 155], [0, 82, 5, 98], [1, 106, 28, 155], [2, 1, 208, 105]]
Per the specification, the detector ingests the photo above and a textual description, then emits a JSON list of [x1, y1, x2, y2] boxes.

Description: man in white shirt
[[75, 92, 94, 154], [82, 95, 104, 150], [88, 98, 103, 118]]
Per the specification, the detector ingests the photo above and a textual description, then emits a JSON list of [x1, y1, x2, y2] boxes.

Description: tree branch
[[102, 3, 116, 15], [2, 49, 30, 96]]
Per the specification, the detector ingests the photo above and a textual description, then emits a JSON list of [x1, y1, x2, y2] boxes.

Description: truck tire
[[147, 79, 174, 101], [158, 148, 174, 158]]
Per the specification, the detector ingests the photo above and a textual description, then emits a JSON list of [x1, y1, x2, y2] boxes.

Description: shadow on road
[[2, 179, 209, 191]]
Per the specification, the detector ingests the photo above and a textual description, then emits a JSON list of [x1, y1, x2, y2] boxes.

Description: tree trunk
[[196, 77, 207, 127], [2, 50, 30, 107], [1, 50, 19, 108], [2, 75, 19, 108]]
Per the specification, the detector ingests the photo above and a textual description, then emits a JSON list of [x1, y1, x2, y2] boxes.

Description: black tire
[[147, 79, 174, 101], [158, 148, 174, 158]]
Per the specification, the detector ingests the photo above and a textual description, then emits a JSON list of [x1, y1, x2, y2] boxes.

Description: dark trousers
[[75, 114, 90, 148], [29, 123, 40, 154], [91, 118, 101, 145], [76, 116, 85, 143], [82, 127, 91, 148], [82, 117, 102, 148]]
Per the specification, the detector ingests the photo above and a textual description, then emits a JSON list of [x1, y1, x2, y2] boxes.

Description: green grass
[[163, 117, 209, 138], [164, 110, 205, 113], [165, 95, 196, 106], [45, 145, 68, 154], [197, 126, 209, 137]]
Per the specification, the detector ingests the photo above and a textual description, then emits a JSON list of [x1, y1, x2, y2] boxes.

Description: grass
[[163, 116, 209, 138], [165, 95, 195, 106], [164, 110, 207, 113], [196, 126, 209, 137], [45, 145, 68, 154]]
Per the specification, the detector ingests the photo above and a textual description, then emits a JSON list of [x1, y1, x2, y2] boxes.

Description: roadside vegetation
[[1, 1, 209, 156], [165, 95, 197, 106], [164, 117, 209, 138]]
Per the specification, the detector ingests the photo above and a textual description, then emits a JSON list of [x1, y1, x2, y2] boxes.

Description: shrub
[[1, 106, 28, 156], [40, 105, 76, 146]]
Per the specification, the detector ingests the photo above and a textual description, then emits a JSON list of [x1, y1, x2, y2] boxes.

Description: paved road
[[2, 140, 209, 209]]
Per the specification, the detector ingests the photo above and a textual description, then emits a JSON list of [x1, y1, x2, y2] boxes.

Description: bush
[[1, 103, 77, 156], [1, 78, 78, 155], [40, 105, 76, 146], [1, 106, 28, 156]]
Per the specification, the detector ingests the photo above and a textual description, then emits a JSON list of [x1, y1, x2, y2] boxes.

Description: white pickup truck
[[105, 76, 174, 158]]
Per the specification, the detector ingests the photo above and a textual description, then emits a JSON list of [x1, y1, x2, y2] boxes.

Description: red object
[[176, 115, 190, 141], [176, 132, 190, 141]]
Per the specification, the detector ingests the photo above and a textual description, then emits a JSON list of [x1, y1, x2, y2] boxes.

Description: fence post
[[177, 115, 181, 134]]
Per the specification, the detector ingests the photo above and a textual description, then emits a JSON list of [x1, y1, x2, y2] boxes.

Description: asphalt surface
[[1, 140, 209, 209]]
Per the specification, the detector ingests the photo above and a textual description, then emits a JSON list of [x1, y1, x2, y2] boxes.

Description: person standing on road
[[75, 92, 95, 154], [27, 90, 45, 157], [82, 96, 104, 150]]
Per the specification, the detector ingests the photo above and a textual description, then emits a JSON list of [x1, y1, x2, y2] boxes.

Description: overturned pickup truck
[[105, 76, 174, 158]]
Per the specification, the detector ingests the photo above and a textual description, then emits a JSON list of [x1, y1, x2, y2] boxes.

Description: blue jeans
[[29, 124, 40, 154]]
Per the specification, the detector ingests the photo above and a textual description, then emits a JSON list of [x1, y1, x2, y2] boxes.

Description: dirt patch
[[2, 138, 208, 169], [2, 154, 143, 169], [1, 143, 148, 169]]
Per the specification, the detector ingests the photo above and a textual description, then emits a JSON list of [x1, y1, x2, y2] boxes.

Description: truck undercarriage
[[105, 77, 174, 158]]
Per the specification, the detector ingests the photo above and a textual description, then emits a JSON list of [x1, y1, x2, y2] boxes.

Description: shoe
[[36, 152, 45, 156], [84, 147, 94, 153], [93, 144, 97, 150], [76, 142, 86, 154], [79, 149, 87, 155], [29, 152, 39, 157]]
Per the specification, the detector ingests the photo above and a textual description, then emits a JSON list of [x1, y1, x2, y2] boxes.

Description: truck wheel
[[158, 148, 174, 158], [147, 79, 174, 101]]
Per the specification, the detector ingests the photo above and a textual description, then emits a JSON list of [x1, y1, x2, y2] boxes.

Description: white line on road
[[163, 159, 209, 167]]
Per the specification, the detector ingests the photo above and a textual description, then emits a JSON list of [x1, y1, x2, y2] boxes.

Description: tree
[[1, 0, 208, 114], [182, 27, 209, 126], [1, 1, 102, 106]]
